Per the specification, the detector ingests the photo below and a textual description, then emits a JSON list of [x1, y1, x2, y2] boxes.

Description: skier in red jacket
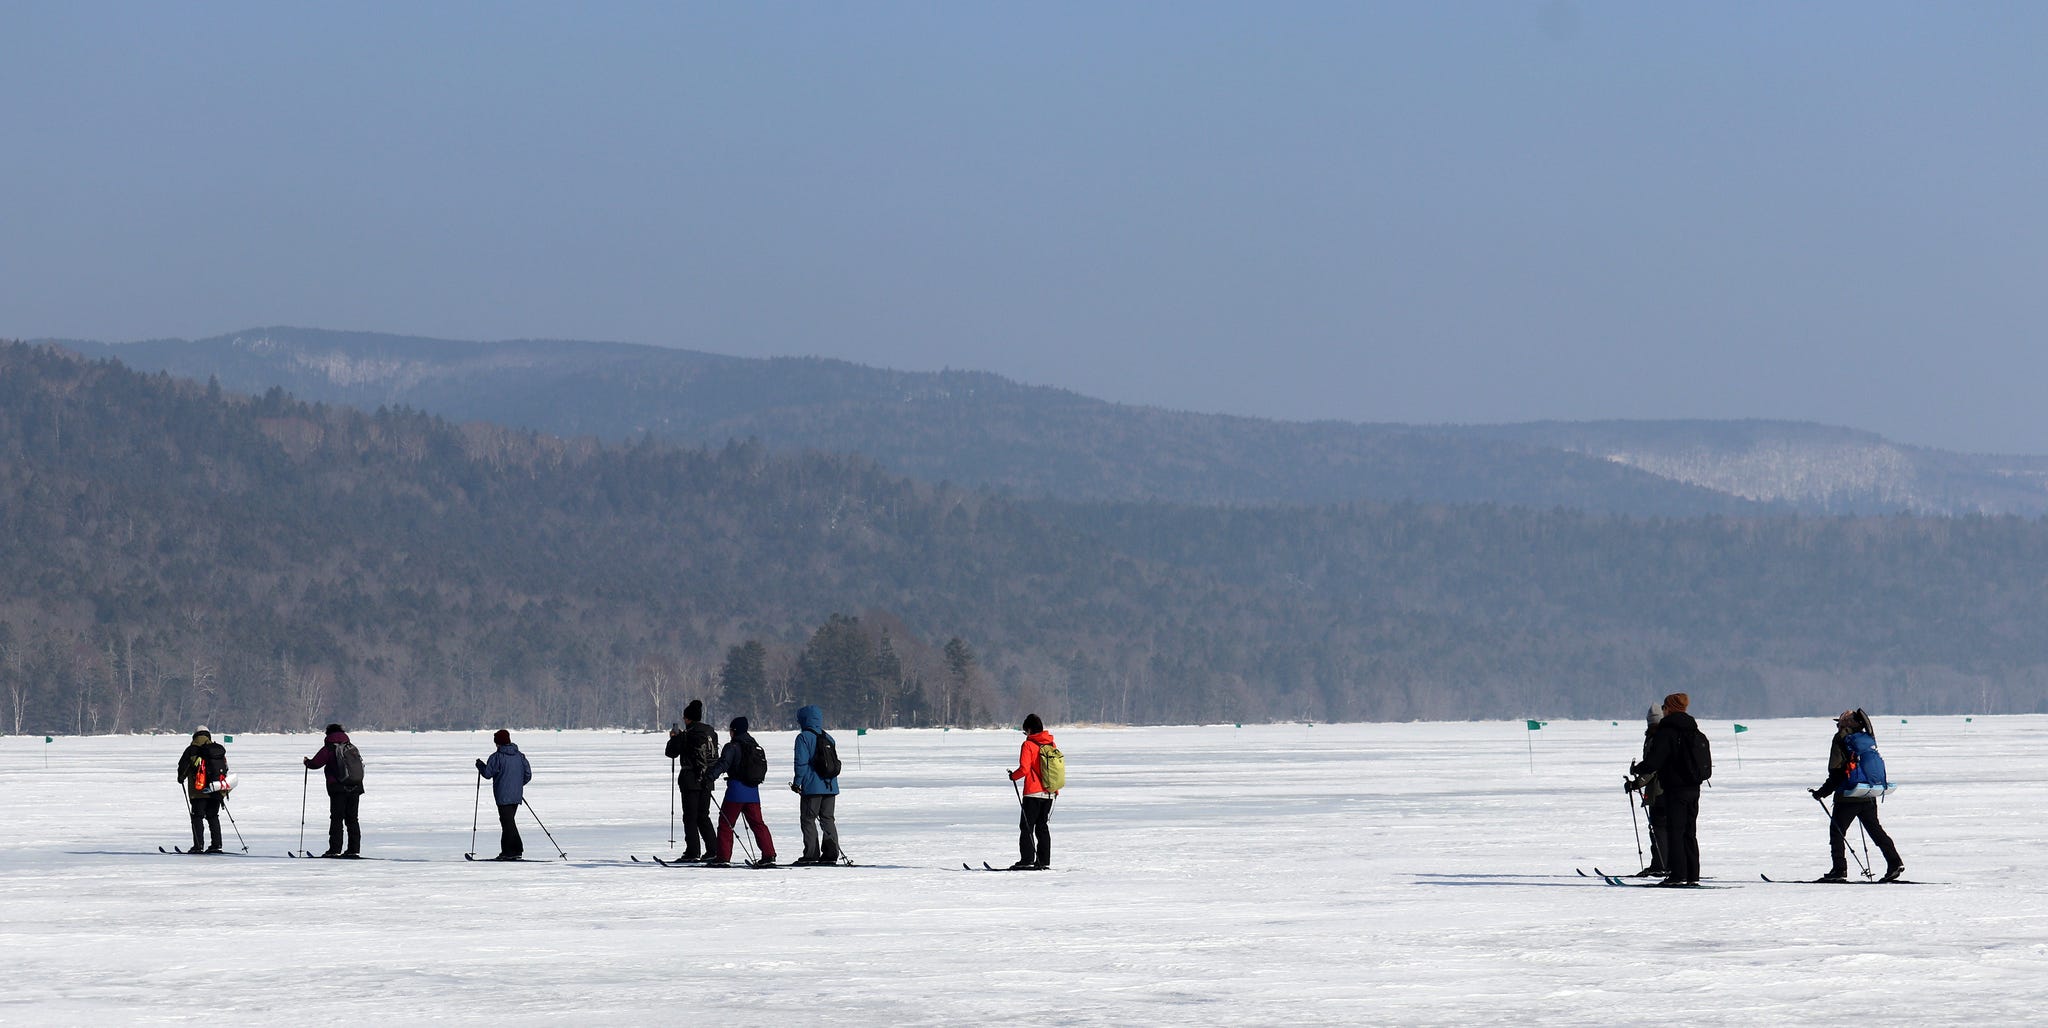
[[1006, 714, 1058, 870]]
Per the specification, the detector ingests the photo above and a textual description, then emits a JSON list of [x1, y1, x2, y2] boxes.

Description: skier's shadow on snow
[[1409, 872, 1594, 887]]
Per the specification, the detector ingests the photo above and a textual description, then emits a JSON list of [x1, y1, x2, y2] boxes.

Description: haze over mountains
[[8, 332, 2048, 735], [53, 327, 2048, 518]]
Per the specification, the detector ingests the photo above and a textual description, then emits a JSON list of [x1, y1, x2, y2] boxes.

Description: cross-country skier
[[790, 704, 841, 865], [1006, 714, 1058, 870], [1624, 706, 1668, 877], [303, 723, 364, 857], [175, 726, 229, 853], [663, 700, 720, 861], [475, 729, 531, 861], [700, 717, 776, 867], [1631, 694, 1705, 886], [1811, 708, 1904, 883]]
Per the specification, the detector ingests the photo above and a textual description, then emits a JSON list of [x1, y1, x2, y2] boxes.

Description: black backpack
[[1673, 724, 1713, 786], [737, 735, 769, 787], [807, 729, 842, 780], [692, 729, 720, 779], [333, 741, 366, 794]]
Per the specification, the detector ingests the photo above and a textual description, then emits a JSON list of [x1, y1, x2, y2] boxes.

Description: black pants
[[1830, 798, 1901, 876], [679, 788, 715, 857], [1018, 796, 1053, 867], [497, 802, 524, 858], [327, 786, 362, 854], [1645, 799, 1668, 873], [1662, 789, 1700, 883], [189, 794, 223, 851]]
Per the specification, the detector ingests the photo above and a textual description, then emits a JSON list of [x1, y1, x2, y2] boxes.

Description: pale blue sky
[[5, 3, 2046, 451]]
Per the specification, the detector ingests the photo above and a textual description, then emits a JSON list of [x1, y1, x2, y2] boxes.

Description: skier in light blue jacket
[[791, 704, 842, 865], [475, 729, 532, 860]]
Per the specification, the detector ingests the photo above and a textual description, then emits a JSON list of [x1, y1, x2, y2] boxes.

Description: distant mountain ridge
[[47, 327, 2048, 516]]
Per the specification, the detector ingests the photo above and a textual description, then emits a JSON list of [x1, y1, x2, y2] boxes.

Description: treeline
[[4, 341, 2048, 735]]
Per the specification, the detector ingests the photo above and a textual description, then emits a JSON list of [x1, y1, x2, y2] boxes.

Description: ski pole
[[1857, 822, 1874, 881], [669, 756, 677, 851], [299, 766, 310, 857], [521, 797, 568, 859], [1625, 780, 1644, 870], [220, 795, 249, 853], [467, 772, 483, 859]]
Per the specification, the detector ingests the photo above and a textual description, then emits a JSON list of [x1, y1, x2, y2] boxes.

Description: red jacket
[[1009, 730, 1058, 795]]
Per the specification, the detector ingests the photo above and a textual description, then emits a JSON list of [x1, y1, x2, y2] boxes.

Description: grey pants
[[800, 793, 839, 861]]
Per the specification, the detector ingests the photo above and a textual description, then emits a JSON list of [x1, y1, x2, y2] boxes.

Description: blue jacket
[[793, 705, 840, 796], [704, 731, 762, 804], [479, 743, 531, 806]]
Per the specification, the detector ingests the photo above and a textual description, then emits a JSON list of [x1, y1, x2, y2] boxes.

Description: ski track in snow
[[1, 719, 2045, 1024]]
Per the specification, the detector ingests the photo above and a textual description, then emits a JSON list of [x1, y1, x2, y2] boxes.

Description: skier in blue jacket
[[791, 704, 842, 865], [475, 729, 532, 860]]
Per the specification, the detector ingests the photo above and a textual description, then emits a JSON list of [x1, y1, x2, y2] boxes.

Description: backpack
[[1844, 732, 1887, 789], [333, 741, 365, 794], [736, 735, 769, 787], [1037, 741, 1066, 793], [1668, 724, 1711, 787], [692, 729, 720, 779], [807, 729, 842, 780], [190, 745, 228, 795]]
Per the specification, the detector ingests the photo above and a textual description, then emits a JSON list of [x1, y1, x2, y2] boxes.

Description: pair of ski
[[1578, 867, 1730, 889], [159, 846, 244, 855], [1758, 874, 1926, 885], [637, 854, 817, 868], [964, 861, 1051, 872]]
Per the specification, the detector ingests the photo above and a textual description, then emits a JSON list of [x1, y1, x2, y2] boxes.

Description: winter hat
[[325, 723, 344, 735], [729, 716, 749, 734], [1662, 693, 1689, 714], [192, 726, 211, 741], [684, 699, 703, 723], [1645, 706, 1663, 727], [1022, 713, 1044, 735], [492, 729, 511, 746]]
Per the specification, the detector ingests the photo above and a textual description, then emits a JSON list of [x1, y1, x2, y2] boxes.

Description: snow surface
[[2, 717, 2044, 1025]]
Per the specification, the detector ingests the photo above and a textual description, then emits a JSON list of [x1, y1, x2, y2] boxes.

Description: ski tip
[[963, 863, 972, 871], [463, 853, 477, 861]]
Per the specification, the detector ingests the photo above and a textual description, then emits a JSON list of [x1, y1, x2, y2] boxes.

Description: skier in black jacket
[[1631, 693, 1705, 886], [663, 700, 720, 861], [175, 726, 230, 853], [1811, 708, 1904, 882]]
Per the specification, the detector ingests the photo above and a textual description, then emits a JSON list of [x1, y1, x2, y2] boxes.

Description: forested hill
[[52, 327, 1766, 516], [4, 342, 2046, 736]]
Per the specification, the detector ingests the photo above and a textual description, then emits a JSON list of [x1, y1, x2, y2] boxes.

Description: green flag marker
[[856, 728, 868, 736], [44, 736, 53, 743], [1525, 720, 1545, 731], [224, 735, 234, 743], [1611, 721, 1618, 727], [1966, 717, 1974, 723], [1235, 723, 1243, 729], [1734, 724, 1748, 734]]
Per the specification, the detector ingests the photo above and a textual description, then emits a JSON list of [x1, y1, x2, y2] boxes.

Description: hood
[[797, 705, 824, 732], [1661, 711, 1698, 732], [325, 729, 350, 745], [1026, 730, 1056, 747], [496, 742, 522, 755]]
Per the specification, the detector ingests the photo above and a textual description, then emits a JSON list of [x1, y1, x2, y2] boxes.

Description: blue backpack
[[1843, 732, 1888, 789]]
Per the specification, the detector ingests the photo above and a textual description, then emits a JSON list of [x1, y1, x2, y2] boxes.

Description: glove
[[789, 782, 801, 794], [475, 758, 487, 775], [1810, 787, 1828, 800], [1623, 778, 1639, 793], [1627, 761, 1643, 777]]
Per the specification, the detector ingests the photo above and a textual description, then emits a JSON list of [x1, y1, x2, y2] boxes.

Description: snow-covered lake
[[2, 716, 2042, 1024]]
